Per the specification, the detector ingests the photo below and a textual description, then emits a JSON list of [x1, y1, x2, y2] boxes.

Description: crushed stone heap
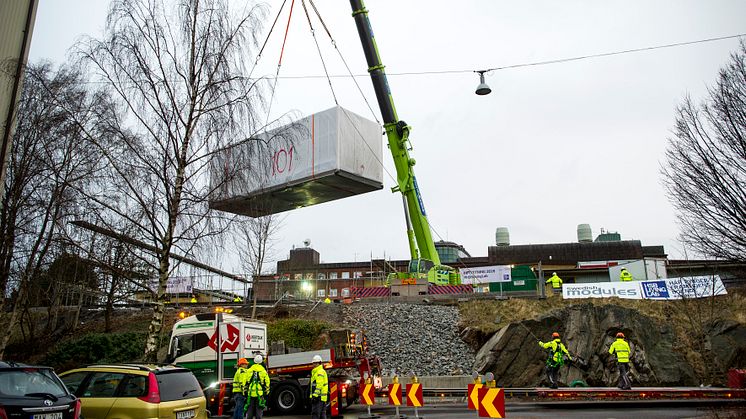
[[343, 302, 475, 376]]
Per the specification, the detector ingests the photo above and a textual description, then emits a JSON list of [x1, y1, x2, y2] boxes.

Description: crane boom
[[349, 0, 441, 268]]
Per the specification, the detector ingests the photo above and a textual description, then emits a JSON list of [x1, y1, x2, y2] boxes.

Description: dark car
[[0, 360, 81, 419]]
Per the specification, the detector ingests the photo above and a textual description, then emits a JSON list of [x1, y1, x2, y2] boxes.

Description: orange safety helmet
[[237, 358, 249, 366], [552, 332, 560, 339], [616, 332, 625, 338]]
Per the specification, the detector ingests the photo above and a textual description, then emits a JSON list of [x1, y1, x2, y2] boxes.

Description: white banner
[[640, 276, 727, 300], [563, 276, 727, 300], [460, 265, 511, 284], [150, 277, 194, 294], [563, 281, 643, 299]]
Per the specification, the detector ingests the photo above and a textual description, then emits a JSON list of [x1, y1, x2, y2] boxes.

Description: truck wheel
[[271, 383, 302, 414]]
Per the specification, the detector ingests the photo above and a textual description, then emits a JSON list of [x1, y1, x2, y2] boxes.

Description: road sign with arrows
[[360, 383, 375, 406], [467, 383, 483, 410], [478, 387, 505, 418], [406, 383, 423, 407], [388, 383, 402, 406]]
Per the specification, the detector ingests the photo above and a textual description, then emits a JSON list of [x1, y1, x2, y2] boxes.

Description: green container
[[487, 265, 537, 292]]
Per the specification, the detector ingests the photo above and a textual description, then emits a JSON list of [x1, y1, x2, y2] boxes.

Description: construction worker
[[609, 332, 632, 390], [323, 297, 331, 304], [619, 268, 634, 282], [190, 295, 198, 304], [309, 354, 328, 419], [233, 295, 242, 303], [546, 272, 563, 291], [232, 358, 250, 419], [538, 332, 572, 389], [242, 355, 270, 419]]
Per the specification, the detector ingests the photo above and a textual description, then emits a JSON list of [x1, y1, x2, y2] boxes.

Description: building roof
[[488, 240, 646, 265]]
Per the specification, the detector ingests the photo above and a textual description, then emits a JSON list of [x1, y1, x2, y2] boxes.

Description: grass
[[458, 290, 746, 384]]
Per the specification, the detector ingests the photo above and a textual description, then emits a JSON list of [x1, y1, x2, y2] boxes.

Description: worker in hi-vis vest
[[546, 272, 563, 289], [309, 354, 329, 419], [538, 332, 572, 389], [609, 332, 632, 390], [232, 358, 250, 419], [619, 268, 634, 282]]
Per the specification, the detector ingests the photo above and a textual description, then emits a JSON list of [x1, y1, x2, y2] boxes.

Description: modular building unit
[[210, 106, 383, 217]]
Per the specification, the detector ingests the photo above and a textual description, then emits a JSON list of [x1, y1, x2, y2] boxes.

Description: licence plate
[[33, 413, 63, 419], [176, 409, 196, 419]]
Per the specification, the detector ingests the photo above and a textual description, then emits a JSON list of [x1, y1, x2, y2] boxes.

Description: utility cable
[[266, 32, 746, 80]]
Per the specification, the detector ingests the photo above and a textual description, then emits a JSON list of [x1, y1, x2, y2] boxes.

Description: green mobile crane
[[349, 0, 459, 286]]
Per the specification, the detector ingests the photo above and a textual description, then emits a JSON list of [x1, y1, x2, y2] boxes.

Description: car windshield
[[157, 371, 203, 402], [0, 368, 68, 398]]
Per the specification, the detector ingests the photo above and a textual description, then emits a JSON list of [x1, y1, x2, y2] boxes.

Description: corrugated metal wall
[[1, 0, 38, 201]]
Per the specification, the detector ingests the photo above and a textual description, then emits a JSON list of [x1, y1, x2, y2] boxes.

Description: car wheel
[[271, 383, 302, 414]]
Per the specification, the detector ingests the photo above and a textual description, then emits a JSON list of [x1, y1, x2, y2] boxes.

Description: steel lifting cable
[[301, 0, 338, 105], [307, 0, 381, 125], [252, 0, 289, 74], [302, 0, 395, 183], [265, 0, 297, 128]]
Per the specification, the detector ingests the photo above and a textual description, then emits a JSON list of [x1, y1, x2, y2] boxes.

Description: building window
[[317, 289, 325, 297], [341, 272, 350, 279], [294, 273, 302, 280], [318, 273, 326, 280], [329, 272, 338, 279], [329, 289, 338, 297], [353, 271, 363, 278], [304, 273, 313, 280]]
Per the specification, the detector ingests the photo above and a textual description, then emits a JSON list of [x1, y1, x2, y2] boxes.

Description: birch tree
[[75, 0, 279, 360], [0, 63, 103, 357], [233, 213, 282, 319], [662, 41, 746, 262]]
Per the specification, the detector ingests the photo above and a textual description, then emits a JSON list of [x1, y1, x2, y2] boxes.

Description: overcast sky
[[28, 0, 746, 272]]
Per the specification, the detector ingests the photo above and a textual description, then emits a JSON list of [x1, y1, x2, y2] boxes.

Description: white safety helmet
[[312, 354, 323, 363], [254, 354, 263, 364], [552, 272, 557, 275]]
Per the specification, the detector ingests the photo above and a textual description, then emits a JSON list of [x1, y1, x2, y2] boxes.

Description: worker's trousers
[[310, 397, 327, 419], [617, 363, 632, 390], [545, 364, 560, 388], [232, 394, 245, 419], [244, 397, 263, 419]]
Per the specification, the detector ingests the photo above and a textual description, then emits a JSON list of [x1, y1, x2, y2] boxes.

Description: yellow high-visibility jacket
[[539, 339, 571, 366], [232, 367, 250, 394], [310, 364, 329, 402], [241, 363, 270, 398], [546, 274, 563, 289], [609, 338, 631, 363], [620, 270, 633, 281]]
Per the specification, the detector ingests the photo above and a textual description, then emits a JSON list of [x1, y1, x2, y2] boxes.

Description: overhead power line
[[273, 33, 746, 79]]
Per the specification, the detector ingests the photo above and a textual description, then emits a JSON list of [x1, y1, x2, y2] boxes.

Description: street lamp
[[475, 70, 491, 95]]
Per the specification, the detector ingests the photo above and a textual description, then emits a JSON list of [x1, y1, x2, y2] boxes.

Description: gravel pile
[[343, 302, 475, 376]]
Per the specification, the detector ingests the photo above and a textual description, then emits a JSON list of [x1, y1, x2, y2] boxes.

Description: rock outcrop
[[474, 303, 699, 387]]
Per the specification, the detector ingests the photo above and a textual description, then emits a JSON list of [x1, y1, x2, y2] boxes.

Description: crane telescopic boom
[[350, 0, 456, 285]]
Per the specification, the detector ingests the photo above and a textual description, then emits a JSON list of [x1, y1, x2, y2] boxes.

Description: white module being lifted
[[210, 106, 383, 217]]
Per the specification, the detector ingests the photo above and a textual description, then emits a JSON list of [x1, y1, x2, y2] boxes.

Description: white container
[[210, 106, 383, 217]]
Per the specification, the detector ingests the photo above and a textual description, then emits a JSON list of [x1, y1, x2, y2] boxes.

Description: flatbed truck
[[166, 312, 381, 416]]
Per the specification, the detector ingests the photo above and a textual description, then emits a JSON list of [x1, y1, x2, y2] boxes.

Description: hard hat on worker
[[552, 272, 557, 275], [312, 354, 323, 363], [254, 354, 263, 364], [621, 267, 627, 271], [238, 358, 248, 366], [552, 332, 560, 338], [616, 332, 625, 338]]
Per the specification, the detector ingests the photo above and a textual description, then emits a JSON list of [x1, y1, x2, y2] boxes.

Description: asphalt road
[[267, 401, 745, 419]]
